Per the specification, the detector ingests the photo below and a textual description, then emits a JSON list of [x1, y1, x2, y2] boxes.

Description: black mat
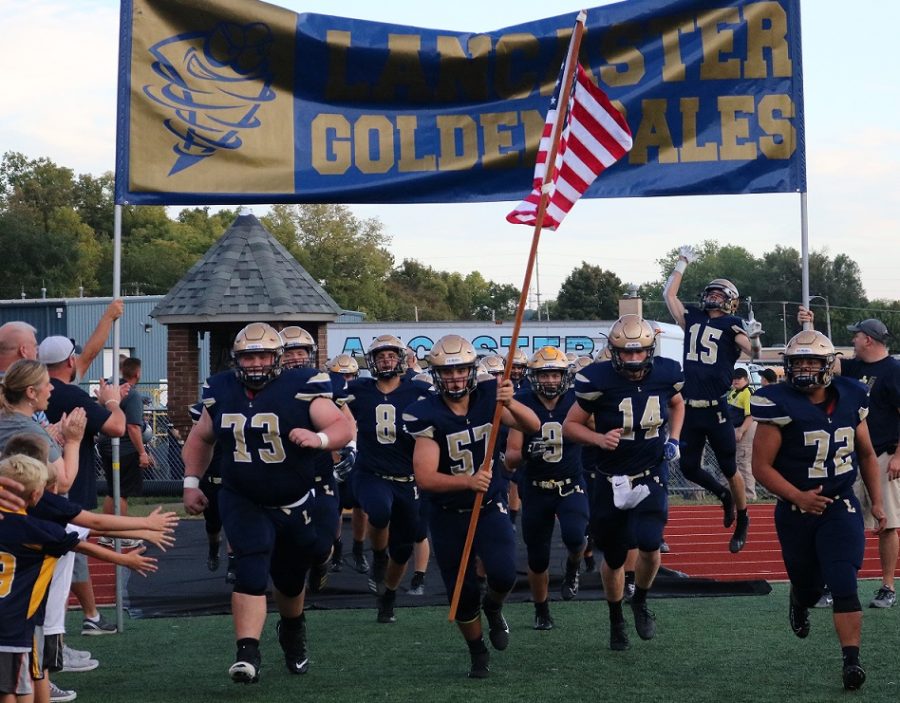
[[125, 520, 770, 619]]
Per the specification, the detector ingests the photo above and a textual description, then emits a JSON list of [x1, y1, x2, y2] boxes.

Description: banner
[[116, 0, 805, 206]]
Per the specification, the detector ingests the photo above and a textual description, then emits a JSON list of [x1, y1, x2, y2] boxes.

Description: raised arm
[[77, 299, 124, 379], [663, 245, 697, 330]]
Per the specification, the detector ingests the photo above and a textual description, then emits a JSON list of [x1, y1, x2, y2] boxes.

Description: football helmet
[[573, 355, 594, 371], [279, 326, 317, 369], [328, 353, 360, 380], [700, 278, 740, 314], [607, 314, 657, 378], [527, 346, 570, 399], [480, 354, 505, 378], [506, 347, 528, 383], [232, 323, 283, 389], [365, 335, 406, 379], [427, 334, 478, 400], [783, 330, 835, 390]]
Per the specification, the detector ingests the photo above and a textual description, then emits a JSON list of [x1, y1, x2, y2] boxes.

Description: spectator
[[97, 358, 150, 520], [727, 368, 757, 500], [759, 368, 778, 386], [39, 335, 127, 639]]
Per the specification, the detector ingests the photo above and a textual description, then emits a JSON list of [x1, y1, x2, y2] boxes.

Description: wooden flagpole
[[448, 10, 588, 621]]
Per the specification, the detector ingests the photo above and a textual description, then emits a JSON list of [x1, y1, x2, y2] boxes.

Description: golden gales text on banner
[[116, 0, 805, 206]]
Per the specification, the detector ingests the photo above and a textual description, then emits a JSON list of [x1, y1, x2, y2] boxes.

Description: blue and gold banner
[[115, 0, 805, 205]]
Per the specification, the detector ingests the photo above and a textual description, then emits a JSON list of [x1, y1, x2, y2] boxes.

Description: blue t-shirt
[[840, 356, 900, 455]]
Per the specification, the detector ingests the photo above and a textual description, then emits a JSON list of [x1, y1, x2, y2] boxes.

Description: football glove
[[333, 446, 357, 483], [742, 318, 764, 339], [677, 245, 699, 263], [526, 438, 549, 460], [664, 439, 680, 461]]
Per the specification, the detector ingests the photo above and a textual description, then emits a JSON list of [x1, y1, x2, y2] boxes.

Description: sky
[[1, 0, 897, 310]]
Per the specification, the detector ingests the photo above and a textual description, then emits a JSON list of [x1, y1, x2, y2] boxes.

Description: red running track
[[77, 503, 885, 607]]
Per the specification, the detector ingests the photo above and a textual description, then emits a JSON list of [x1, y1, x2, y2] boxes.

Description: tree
[[554, 262, 624, 319]]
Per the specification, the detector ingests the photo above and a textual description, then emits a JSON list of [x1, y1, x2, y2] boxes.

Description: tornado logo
[[143, 22, 276, 176]]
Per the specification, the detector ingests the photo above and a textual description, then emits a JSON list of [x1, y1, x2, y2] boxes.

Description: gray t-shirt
[[97, 386, 144, 456], [0, 412, 62, 463]]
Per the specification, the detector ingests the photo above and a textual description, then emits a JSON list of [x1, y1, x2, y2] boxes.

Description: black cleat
[[207, 555, 220, 572], [721, 490, 736, 528], [276, 617, 309, 675], [561, 561, 580, 601], [631, 601, 657, 640], [789, 588, 810, 639], [610, 622, 631, 651], [533, 611, 555, 631], [467, 649, 490, 679], [229, 648, 261, 684], [377, 591, 397, 624], [483, 605, 510, 651], [659, 540, 671, 554], [729, 512, 750, 553], [842, 662, 866, 691], [352, 547, 370, 575]]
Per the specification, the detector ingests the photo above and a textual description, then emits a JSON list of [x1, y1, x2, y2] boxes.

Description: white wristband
[[674, 259, 687, 274], [183, 476, 200, 490], [316, 432, 329, 449], [346, 440, 357, 451]]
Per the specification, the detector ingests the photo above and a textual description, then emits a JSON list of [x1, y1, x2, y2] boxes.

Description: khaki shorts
[[855, 452, 900, 530]]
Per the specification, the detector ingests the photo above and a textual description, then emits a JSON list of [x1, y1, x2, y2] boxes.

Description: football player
[[405, 335, 539, 678], [280, 327, 358, 596], [751, 330, 885, 691], [663, 246, 762, 552], [563, 315, 684, 651], [506, 347, 530, 391], [505, 347, 587, 630], [182, 323, 352, 684], [345, 335, 432, 623]]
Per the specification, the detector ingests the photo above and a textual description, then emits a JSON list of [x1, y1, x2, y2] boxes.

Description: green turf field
[[57, 581, 899, 702]]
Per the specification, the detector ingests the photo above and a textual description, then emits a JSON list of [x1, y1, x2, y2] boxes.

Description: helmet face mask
[[233, 323, 284, 389], [507, 348, 528, 382], [527, 346, 570, 398], [700, 278, 740, 314], [365, 335, 406, 380], [328, 353, 359, 381], [428, 335, 478, 400], [279, 326, 317, 369], [607, 315, 657, 380], [783, 330, 835, 391]]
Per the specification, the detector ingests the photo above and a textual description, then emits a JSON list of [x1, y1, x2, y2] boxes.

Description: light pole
[[808, 295, 832, 339]]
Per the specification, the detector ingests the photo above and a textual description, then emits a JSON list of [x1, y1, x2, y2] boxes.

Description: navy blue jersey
[[751, 376, 870, 495], [29, 491, 82, 525], [403, 378, 505, 510], [575, 358, 684, 476], [841, 356, 900, 455], [346, 377, 433, 478], [201, 367, 333, 506], [516, 388, 583, 481], [0, 511, 80, 649], [681, 306, 744, 400]]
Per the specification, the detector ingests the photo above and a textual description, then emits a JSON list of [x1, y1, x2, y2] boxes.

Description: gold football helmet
[[700, 278, 740, 314], [573, 355, 594, 371], [607, 314, 657, 378], [232, 323, 283, 388], [366, 334, 406, 379], [506, 347, 529, 383], [279, 326, 317, 369], [783, 330, 835, 390], [427, 334, 478, 399], [328, 353, 360, 380], [527, 346, 570, 398], [480, 354, 505, 378]]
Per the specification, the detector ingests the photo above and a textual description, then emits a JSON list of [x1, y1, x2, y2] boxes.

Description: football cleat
[[869, 585, 896, 609], [610, 622, 631, 651], [353, 549, 370, 575], [630, 601, 657, 640], [483, 603, 510, 651], [276, 617, 309, 675], [813, 590, 833, 608], [788, 587, 810, 638], [467, 648, 490, 679], [368, 552, 388, 595], [842, 662, 866, 691], [729, 513, 749, 553], [533, 610, 554, 631], [561, 561, 580, 601], [229, 648, 261, 684], [407, 571, 426, 596], [659, 540, 671, 554], [377, 591, 397, 624]]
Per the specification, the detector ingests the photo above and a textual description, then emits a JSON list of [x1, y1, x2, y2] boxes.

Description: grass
[[57, 581, 899, 703]]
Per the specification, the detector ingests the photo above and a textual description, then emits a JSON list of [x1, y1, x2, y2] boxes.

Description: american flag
[[506, 63, 632, 230]]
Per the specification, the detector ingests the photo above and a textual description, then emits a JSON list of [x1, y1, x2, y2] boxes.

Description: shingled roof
[[150, 213, 343, 323]]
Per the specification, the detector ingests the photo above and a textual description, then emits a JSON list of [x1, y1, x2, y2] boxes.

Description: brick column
[[166, 325, 199, 439], [315, 322, 328, 368]]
